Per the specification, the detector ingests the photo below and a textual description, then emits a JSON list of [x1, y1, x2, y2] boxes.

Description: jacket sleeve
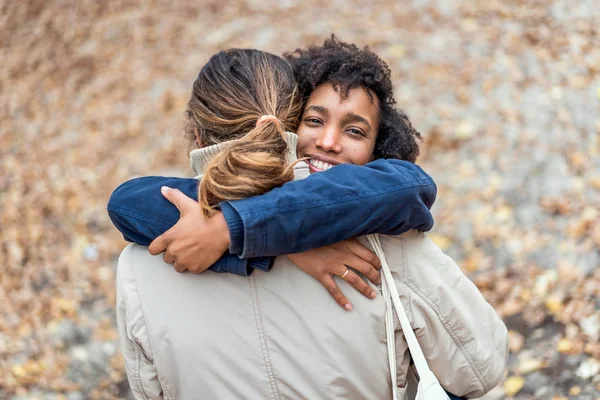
[[116, 245, 165, 400], [107, 177, 270, 276], [223, 159, 437, 258], [380, 232, 508, 398]]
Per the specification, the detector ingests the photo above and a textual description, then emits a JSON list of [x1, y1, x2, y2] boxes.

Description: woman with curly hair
[[288, 36, 421, 162], [110, 38, 507, 399]]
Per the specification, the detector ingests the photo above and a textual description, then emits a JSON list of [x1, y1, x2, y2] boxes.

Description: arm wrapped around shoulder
[[381, 232, 508, 398]]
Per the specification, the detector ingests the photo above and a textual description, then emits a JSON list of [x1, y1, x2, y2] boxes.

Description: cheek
[[295, 125, 314, 154], [348, 140, 376, 165]]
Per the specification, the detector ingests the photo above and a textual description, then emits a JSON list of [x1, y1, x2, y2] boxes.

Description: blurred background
[[1, 0, 599, 398]]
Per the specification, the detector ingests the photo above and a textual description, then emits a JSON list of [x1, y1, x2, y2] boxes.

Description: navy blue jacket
[[107, 159, 437, 276]]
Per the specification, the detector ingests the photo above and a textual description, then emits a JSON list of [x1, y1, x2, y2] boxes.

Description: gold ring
[[341, 269, 350, 279]]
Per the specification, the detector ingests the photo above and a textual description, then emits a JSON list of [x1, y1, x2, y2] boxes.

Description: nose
[[315, 127, 343, 154]]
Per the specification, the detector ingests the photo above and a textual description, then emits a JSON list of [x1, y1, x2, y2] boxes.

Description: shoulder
[[376, 232, 508, 395], [117, 244, 148, 281], [378, 231, 456, 270], [116, 244, 141, 307], [117, 244, 169, 294], [116, 245, 159, 353], [116, 245, 154, 324], [117, 244, 137, 285]]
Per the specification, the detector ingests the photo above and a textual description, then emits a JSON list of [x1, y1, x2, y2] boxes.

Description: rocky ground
[[1, 0, 598, 398]]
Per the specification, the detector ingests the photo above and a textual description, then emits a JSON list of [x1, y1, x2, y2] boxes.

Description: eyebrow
[[304, 105, 373, 132], [304, 105, 328, 114], [344, 112, 372, 131]]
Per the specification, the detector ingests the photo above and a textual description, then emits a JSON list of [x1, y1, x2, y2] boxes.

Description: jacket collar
[[189, 131, 299, 177]]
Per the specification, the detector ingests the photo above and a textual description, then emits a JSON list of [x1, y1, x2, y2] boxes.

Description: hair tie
[[256, 115, 281, 127]]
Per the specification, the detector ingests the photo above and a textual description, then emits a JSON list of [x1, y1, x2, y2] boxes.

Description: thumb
[[161, 186, 197, 214]]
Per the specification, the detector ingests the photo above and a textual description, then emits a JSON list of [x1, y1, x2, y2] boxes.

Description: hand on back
[[287, 238, 381, 311], [148, 187, 230, 273]]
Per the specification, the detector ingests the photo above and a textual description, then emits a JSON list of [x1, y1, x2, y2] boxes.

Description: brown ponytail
[[184, 49, 303, 215], [199, 119, 295, 215]]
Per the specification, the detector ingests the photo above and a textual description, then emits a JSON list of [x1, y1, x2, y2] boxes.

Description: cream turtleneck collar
[[189, 131, 299, 177]]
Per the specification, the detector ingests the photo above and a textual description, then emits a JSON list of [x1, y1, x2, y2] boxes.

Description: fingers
[[161, 249, 187, 273], [346, 238, 381, 269], [346, 256, 381, 285], [341, 268, 378, 300], [164, 252, 207, 274], [148, 233, 168, 255], [320, 275, 353, 311], [148, 234, 184, 272], [172, 261, 186, 273], [162, 250, 175, 265], [161, 186, 197, 214], [344, 239, 381, 285]]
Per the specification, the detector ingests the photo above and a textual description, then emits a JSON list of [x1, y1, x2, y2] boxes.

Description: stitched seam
[[133, 330, 150, 400], [238, 179, 434, 218], [156, 372, 172, 400], [249, 275, 281, 399], [158, 375, 172, 400], [408, 280, 486, 388], [406, 280, 488, 391], [130, 246, 173, 400], [126, 247, 150, 400]]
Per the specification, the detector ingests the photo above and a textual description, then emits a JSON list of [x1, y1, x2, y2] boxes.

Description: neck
[[189, 131, 299, 177]]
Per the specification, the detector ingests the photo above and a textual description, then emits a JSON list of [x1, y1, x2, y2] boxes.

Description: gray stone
[[67, 392, 86, 400], [50, 319, 90, 348]]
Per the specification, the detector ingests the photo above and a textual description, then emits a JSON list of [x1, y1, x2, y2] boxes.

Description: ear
[[194, 126, 204, 148]]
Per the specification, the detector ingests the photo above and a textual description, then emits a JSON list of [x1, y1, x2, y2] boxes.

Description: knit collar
[[189, 131, 299, 177]]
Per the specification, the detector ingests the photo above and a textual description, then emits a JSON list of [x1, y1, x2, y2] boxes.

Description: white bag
[[366, 234, 450, 400]]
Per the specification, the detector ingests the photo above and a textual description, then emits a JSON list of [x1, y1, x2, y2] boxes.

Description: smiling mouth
[[308, 158, 336, 171]]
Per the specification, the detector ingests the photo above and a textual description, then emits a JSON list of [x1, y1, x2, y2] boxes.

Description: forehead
[[305, 84, 379, 120]]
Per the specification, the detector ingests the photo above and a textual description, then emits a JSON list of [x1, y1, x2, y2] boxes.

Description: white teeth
[[310, 158, 334, 170]]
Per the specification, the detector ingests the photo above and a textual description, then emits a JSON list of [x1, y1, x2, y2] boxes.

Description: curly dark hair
[[284, 35, 421, 162]]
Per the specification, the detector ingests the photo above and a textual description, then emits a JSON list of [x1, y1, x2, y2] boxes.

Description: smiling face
[[296, 83, 380, 173]]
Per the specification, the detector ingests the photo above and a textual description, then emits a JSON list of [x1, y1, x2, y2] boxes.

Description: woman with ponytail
[[185, 49, 302, 215]]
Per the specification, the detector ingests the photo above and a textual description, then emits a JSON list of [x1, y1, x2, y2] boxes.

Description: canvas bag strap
[[367, 234, 432, 379], [381, 259, 399, 400]]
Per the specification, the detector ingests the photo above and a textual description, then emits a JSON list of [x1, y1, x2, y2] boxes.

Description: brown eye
[[304, 117, 322, 125], [347, 128, 366, 137]]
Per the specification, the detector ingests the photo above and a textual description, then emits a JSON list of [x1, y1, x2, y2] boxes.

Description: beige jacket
[[116, 133, 508, 399]]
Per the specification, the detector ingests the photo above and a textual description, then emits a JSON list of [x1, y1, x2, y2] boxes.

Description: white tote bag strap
[[367, 234, 450, 400], [367, 234, 431, 377], [381, 260, 399, 400]]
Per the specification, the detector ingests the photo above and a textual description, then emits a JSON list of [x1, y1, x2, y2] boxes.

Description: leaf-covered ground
[[1, 1, 598, 398]]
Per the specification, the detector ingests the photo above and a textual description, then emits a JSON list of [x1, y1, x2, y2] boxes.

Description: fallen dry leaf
[[504, 376, 525, 397]]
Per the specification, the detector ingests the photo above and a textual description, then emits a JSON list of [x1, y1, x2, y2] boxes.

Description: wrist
[[212, 211, 231, 252], [219, 201, 244, 254]]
